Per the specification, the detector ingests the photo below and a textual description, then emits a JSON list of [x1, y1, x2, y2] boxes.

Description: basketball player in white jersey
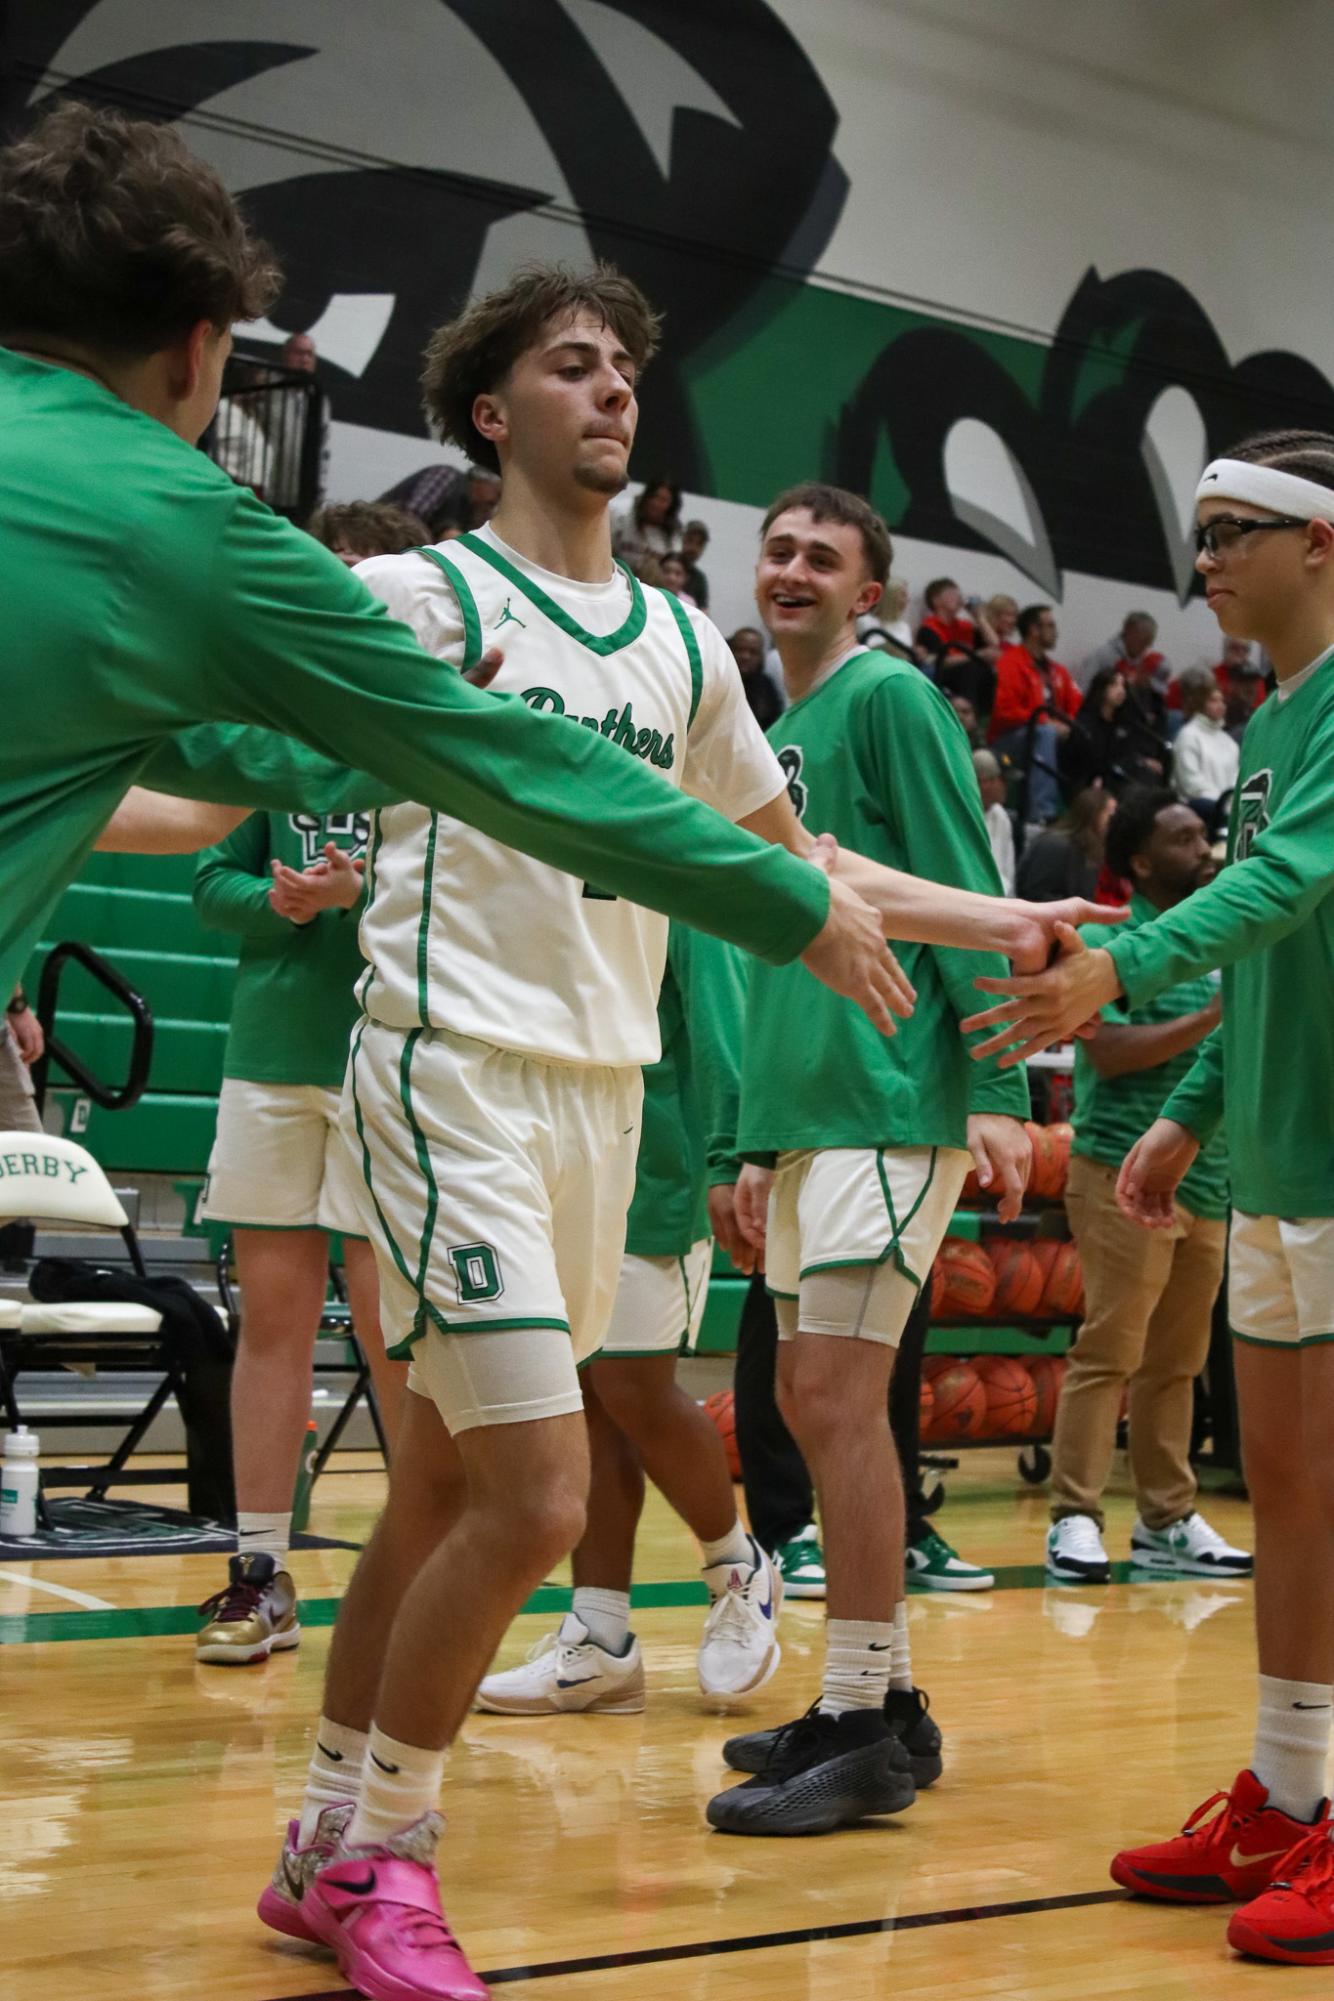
[[261, 265, 1122, 2001]]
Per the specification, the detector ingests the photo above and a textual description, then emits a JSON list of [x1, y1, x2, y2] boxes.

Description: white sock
[[347, 1726, 447, 1850], [700, 1520, 756, 1598], [1253, 1674, 1333, 1823], [236, 1510, 292, 1567], [570, 1587, 631, 1655], [819, 1617, 895, 1716], [889, 1601, 913, 1693], [299, 1715, 365, 1845]]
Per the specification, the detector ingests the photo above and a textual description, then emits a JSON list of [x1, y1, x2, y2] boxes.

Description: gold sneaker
[[196, 1552, 300, 1665]]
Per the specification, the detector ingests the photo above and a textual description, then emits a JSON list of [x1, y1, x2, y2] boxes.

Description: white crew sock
[[299, 1715, 366, 1845], [889, 1601, 913, 1693], [700, 1520, 757, 1598], [571, 1587, 632, 1655], [1253, 1674, 1333, 1823], [819, 1617, 895, 1717], [347, 1726, 447, 1850], [236, 1509, 292, 1567]]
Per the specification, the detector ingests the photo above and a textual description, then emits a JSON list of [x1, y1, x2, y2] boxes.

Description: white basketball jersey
[[353, 527, 784, 1067]]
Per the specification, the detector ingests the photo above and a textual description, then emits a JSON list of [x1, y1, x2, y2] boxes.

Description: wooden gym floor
[[1, 1449, 1314, 2000]]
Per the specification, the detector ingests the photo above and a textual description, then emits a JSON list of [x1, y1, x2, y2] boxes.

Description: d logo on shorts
[[448, 1242, 504, 1303]]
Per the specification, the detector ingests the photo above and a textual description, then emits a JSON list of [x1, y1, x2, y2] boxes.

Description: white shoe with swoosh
[[474, 1615, 646, 1714]]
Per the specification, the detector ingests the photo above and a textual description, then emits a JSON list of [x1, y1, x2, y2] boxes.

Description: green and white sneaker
[[1129, 1511, 1252, 1578], [772, 1524, 826, 1600], [906, 1528, 995, 1592]]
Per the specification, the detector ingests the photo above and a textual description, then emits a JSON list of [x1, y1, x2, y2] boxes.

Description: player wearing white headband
[[963, 428, 1334, 1965]]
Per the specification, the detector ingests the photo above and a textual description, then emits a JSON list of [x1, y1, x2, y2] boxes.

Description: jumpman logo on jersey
[[495, 597, 526, 631]]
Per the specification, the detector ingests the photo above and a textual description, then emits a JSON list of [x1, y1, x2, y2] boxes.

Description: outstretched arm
[[96, 788, 251, 854]]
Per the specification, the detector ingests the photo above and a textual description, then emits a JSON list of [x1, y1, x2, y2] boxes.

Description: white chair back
[[0, 1132, 128, 1229]]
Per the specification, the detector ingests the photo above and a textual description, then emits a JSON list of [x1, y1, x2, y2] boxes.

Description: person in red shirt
[[915, 576, 999, 711], [989, 604, 1082, 823]]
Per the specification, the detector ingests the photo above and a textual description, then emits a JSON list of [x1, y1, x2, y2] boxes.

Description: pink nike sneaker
[[257, 1802, 354, 1943], [302, 1813, 488, 2000]]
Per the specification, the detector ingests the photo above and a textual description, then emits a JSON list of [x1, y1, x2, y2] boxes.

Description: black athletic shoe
[[723, 1686, 944, 1789], [706, 1707, 916, 1836]]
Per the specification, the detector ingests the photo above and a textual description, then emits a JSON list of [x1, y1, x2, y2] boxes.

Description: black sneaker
[[723, 1686, 944, 1789], [706, 1707, 915, 1836]]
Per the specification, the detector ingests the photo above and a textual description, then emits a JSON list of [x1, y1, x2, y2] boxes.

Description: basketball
[[923, 1353, 955, 1383], [1027, 1353, 1062, 1436], [1041, 1241, 1085, 1318], [972, 1354, 1038, 1437], [702, 1389, 741, 1481], [930, 1256, 947, 1317], [937, 1236, 997, 1318], [1046, 1122, 1074, 1194], [1026, 1120, 1065, 1199], [987, 1239, 1046, 1317], [919, 1374, 935, 1436], [924, 1360, 988, 1441], [1029, 1237, 1063, 1287]]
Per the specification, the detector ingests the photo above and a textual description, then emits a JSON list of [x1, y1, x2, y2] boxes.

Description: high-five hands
[[962, 925, 1123, 1067]]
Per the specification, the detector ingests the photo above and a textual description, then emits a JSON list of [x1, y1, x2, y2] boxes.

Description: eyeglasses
[[1194, 514, 1309, 557]]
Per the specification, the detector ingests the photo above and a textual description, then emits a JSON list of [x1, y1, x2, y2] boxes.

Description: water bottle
[[290, 1417, 319, 1535], [0, 1426, 40, 1537]]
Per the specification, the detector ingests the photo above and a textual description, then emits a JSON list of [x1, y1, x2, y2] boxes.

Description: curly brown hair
[[0, 100, 281, 355], [421, 262, 661, 472], [307, 500, 431, 559]]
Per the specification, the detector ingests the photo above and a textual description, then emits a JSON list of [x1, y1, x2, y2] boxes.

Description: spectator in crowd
[[0, 983, 43, 1133], [973, 748, 1015, 893], [680, 518, 711, 610], [915, 576, 998, 711], [1059, 666, 1169, 798], [658, 551, 698, 606], [611, 476, 681, 573], [1016, 785, 1113, 902], [1210, 634, 1271, 737], [307, 500, 430, 565], [949, 692, 983, 745], [377, 461, 501, 540], [983, 593, 1019, 649], [1080, 609, 1170, 697], [1045, 787, 1246, 1586], [1172, 674, 1240, 836], [872, 578, 917, 659], [728, 624, 785, 727], [989, 604, 1082, 823]]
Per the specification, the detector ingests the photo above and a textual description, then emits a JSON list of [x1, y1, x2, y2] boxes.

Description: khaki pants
[[1050, 1152, 1226, 1531]]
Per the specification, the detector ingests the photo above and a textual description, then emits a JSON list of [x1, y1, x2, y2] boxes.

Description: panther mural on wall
[[6, 0, 1334, 605]]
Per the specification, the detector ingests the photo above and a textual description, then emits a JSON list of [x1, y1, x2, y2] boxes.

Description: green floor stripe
[[0, 1562, 1242, 1648]]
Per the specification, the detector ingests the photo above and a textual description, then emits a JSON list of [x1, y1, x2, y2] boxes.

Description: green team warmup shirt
[[738, 650, 1029, 1157], [1073, 894, 1228, 1220], [1105, 650, 1334, 1217], [0, 348, 829, 1009], [625, 924, 745, 1258], [194, 810, 369, 1087]]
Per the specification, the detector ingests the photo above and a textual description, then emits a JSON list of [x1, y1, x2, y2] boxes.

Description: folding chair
[[0, 1131, 190, 1502]]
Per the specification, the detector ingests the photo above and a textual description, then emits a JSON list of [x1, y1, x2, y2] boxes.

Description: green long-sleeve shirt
[[1109, 652, 1334, 1216], [1, 348, 828, 1009], [625, 925, 746, 1257], [194, 810, 369, 1087], [738, 650, 1029, 1157]]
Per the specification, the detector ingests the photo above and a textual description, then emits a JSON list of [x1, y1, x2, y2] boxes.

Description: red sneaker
[[1110, 1769, 1326, 1904], [1229, 1826, 1334, 1963]]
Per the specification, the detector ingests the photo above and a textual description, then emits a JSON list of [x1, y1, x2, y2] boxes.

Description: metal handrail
[[31, 940, 154, 1115]]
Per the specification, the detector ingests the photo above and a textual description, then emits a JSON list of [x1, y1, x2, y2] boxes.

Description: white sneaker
[[1045, 1514, 1111, 1584], [697, 1540, 782, 1700], [474, 1614, 645, 1715], [1130, 1511, 1253, 1578]]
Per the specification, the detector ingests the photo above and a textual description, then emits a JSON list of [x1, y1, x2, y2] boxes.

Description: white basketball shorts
[[198, 1078, 367, 1236]]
